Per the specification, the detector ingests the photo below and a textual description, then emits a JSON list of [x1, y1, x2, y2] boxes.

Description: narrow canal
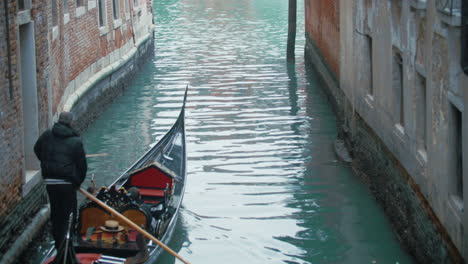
[[28, 0, 414, 263]]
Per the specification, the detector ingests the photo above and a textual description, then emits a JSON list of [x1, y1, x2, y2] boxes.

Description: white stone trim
[[88, 0, 96, 9], [52, 26, 59, 40], [22, 170, 41, 196], [64, 13, 70, 24], [16, 10, 31, 25], [99, 26, 109, 36], [76, 6, 86, 17], [113, 18, 122, 29]]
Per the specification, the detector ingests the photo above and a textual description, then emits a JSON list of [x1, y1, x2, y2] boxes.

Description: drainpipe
[[4, 0, 14, 99]]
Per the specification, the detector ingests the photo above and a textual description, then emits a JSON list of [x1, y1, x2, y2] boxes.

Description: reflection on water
[[29, 0, 414, 263]]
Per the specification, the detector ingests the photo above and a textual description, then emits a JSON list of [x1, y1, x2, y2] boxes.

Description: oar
[[86, 153, 108, 158], [79, 188, 190, 264]]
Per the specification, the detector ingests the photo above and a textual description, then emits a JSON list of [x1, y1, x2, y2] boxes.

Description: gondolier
[[34, 111, 88, 251]]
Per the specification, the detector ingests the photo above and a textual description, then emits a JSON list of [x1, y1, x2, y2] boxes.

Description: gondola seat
[[79, 207, 149, 235], [129, 163, 174, 203]]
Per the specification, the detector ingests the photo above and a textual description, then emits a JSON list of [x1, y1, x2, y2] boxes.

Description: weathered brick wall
[[0, 0, 23, 219], [0, 0, 49, 216], [49, 0, 136, 115], [34, 1, 52, 131], [0, 0, 50, 259], [0, 0, 153, 259], [0, 183, 47, 256], [304, 0, 340, 77]]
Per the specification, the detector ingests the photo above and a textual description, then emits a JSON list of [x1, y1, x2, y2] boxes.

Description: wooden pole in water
[[79, 188, 191, 264], [287, 0, 297, 63]]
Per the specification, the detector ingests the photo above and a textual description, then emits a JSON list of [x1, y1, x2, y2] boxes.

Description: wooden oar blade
[[86, 153, 109, 158]]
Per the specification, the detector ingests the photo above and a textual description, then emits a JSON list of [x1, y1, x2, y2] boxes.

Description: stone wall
[[305, 34, 462, 263], [305, 0, 467, 262]]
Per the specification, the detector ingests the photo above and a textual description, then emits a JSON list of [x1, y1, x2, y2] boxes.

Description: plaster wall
[[306, 0, 467, 262], [339, 0, 466, 261]]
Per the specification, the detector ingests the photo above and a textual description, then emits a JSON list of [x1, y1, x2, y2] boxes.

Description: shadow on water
[[287, 63, 299, 117]]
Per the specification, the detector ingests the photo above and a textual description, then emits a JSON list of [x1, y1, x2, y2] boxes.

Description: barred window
[[52, 0, 58, 26], [98, 0, 105, 26], [113, 0, 120, 19]]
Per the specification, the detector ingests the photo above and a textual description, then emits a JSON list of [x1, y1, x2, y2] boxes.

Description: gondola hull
[[41, 87, 188, 264]]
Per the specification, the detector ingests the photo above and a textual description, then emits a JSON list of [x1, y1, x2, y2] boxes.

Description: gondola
[[41, 86, 188, 264]]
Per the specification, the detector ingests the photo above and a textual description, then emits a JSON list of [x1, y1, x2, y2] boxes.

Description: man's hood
[[52, 122, 78, 138]]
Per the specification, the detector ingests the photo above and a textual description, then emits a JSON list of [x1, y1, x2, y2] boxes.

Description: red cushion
[[130, 165, 173, 190], [143, 200, 162, 204], [139, 188, 165, 197]]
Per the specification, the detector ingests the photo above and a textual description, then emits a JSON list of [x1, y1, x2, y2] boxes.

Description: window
[[124, 0, 129, 13], [64, 0, 69, 13], [76, 0, 85, 7], [98, 0, 105, 26], [18, 0, 25, 10], [462, 0, 468, 75], [52, 0, 58, 26], [18, 0, 32, 10], [415, 72, 427, 151], [19, 22, 39, 172], [112, 0, 120, 19], [450, 104, 463, 200], [365, 34, 374, 96], [392, 49, 404, 126]]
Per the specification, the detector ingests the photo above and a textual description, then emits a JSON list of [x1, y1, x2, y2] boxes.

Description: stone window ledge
[[76, 6, 86, 18], [88, 0, 96, 10], [64, 13, 70, 24], [99, 26, 109, 36], [113, 18, 122, 29], [16, 10, 31, 25], [410, 0, 427, 10], [52, 26, 59, 40], [22, 170, 41, 197]]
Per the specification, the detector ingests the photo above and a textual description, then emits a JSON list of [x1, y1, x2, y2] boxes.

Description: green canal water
[[29, 0, 415, 263]]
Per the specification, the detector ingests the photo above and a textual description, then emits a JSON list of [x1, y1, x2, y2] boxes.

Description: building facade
[[305, 0, 467, 263], [0, 0, 153, 260]]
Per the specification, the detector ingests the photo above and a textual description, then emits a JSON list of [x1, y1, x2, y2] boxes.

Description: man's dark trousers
[[46, 184, 77, 251]]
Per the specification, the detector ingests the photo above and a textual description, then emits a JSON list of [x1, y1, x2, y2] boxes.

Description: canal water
[[28, 0, 415, 263]]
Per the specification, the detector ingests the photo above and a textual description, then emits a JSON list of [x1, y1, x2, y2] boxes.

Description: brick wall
[[304, 0, 340, 77], [0, 0, 153, 258], [0, 0, 23, 219], [0, 0, 50, 217], [49, 0, 137, 115], [0, 0, 50, 258]]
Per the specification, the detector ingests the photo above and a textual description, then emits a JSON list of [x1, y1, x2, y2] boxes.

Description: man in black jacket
[[34, 112, 87, 251]]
